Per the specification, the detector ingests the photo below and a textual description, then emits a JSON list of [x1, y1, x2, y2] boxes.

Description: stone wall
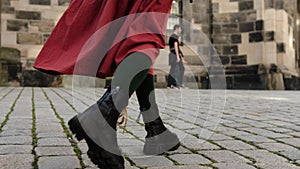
[[0, 47, 21, 86], [1, 0, 69, 87], [1, 0, 70, 67], [211, 0, 298, 73], [181, 0, 299, 89]]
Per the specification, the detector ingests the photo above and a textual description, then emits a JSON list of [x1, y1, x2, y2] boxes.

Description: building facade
[[179, 0, 300, 89], [1, 0, 300, 89]]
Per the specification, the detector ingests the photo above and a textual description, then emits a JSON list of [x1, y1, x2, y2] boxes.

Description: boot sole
[[68, 115, 124, 169], [144, 142, 180, 155], [143, 130, 181, 155], [68, 115, 85, 141]]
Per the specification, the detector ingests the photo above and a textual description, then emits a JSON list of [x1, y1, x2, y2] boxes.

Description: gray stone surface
[[237, 150, 299, 169], [37, 132, 66, 138], [169, 154, 212, 165], [212, 163, 257, 169], [257, 142, 298, 152], [235, 134, 276, 143], [37, 138, 71, 147], [35, 146, 76, 156], [148, 165, 212, 169], [181, 136, 221, 150], [0, 129, 32, 136], [0, 154, 34, 169], [0, 145, 32, 154], [38, 156, 81, 169], [0, 88, 300, 168], [0, 136, 32, 145], [201, 150, 251, 164], [130, 156, 173, 168], [278, 138, 300, 148], [215, 140, 255, 151]]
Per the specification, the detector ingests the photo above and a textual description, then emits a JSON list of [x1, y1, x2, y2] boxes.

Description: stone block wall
[[211, 0, 298, 74], [0, 47, 21, 86], [1, 0, 70, 68]]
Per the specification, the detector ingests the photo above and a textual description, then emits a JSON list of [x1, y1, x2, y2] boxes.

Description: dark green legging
[[111, 52, 155, 111]]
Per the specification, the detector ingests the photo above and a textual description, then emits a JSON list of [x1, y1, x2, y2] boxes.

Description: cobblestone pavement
[[0, 87, 299, 169]]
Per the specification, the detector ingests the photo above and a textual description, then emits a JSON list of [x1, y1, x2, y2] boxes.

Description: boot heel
[[143, 130, 181, 155], [68, 115, 85, 141]]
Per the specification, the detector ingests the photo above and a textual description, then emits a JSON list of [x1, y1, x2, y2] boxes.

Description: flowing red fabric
[[33, 0, 173, 78]]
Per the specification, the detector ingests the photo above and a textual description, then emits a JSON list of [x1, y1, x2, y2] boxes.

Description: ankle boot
[[140, 104, 180, 155], [68, 86, 126, 169]]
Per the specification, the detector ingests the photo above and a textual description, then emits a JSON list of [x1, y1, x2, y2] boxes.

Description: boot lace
[[117, 108, 128, 133]]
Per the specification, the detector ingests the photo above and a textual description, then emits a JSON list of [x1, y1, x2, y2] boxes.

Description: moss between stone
[[31, 88, 38, 169], [0, 88, 23, 133], [41, 88, 85, 169]]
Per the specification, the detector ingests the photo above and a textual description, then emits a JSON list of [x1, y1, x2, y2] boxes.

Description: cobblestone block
[[37, 132, 66, 138], [0, 136, 32, 145], [278, 138, 300, 148], [201, 150, 251, 163], [38, 156, 80, 169], [37, 138, 71, 147], [130, 156, 173, 168], [0, 130, 32, 136], [36, 146, 76, 156], [0, 145, 32, 154], [288, 132, 300, 137], [283, 125, 300, 131], [266, 127, 294, 133], [235, 134, 276, 143], [0, 154, 34, 169], [168, 146, 192, 154], [212, 163, 256, 169], [36, 123, 64, 133], [215, 140, 255, 150], [181, 136, 221, 150], [279, 149, 300, 161], [241, 127, 291, 138], [169, 154, 211, 165], [121, 146, 144, 157], [2, 122, 32, 130], [257, 142, 298, 152], [148, 165, 212, 169], [237, 150, 299, 169], [118, 138, 144, 147]]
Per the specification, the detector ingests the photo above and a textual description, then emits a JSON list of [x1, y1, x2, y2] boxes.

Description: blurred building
[[1, 0, 300, 89], [181, 0, 300, 89]]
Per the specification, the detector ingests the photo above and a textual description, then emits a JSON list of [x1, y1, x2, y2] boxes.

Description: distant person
[[167, 25, 187, 88]]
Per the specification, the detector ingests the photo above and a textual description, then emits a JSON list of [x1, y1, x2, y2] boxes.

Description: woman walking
[[33, 0, 185, 168]]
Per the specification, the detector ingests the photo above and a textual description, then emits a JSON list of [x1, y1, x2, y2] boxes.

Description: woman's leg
[[136, 74, 156, 110], [68, 52, 152, 169], [136, 74, 180, 155]]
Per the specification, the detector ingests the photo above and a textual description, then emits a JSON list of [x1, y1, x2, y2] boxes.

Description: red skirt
[[33, 0, 173, 78]]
